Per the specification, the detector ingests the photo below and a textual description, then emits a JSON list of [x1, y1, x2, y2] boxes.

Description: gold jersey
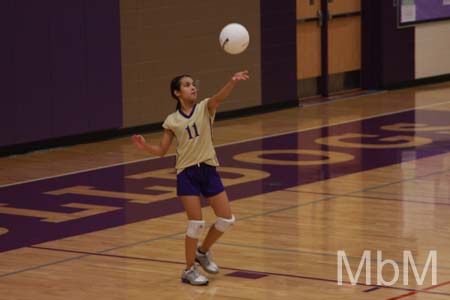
[[162, 98, 219, 173]]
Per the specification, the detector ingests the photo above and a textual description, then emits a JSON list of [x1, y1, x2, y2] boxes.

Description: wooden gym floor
[[0, 82, 449, 300]]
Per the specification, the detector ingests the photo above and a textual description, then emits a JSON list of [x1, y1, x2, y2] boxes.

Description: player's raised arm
[[207, 70, 249, 115]]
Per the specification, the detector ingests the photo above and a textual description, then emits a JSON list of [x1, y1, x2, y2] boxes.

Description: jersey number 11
[[185, 123, 200, 140]]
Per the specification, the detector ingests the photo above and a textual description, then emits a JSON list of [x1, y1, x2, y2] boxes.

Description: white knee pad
[[186, 220, 205, 239], [214, 215, 235, 232]]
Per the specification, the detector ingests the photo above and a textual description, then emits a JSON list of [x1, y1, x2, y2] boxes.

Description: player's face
[[177, 77, 197, 102]]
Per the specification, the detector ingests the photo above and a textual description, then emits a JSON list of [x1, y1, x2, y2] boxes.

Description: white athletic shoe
[[195, 248, 219, 274], [181, 263, 209, 286]]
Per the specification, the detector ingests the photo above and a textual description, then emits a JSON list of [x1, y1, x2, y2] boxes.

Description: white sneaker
[[195, 248, 219, 274], [181, 263, 209, 286]]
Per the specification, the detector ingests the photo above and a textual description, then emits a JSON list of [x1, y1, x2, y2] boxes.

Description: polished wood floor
[[1, 82, 450, 300]]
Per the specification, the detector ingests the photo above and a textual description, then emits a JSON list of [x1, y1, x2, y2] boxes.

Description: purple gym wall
[[260, 0, 297, 105], [362, 0, 415, 89], [0, 0, 15, 147], [0, 0, 122, 147], [381, 0, 415, 87], [361, 0, 383, 89]]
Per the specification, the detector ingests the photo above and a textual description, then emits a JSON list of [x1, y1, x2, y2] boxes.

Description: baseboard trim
[[385, 74, 450, 90]]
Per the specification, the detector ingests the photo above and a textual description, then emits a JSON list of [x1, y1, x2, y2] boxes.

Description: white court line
[[299, 90, 386, 107], [1, 98, 450, 189]]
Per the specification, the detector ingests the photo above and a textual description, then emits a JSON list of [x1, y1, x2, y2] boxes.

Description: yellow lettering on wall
[[45, 185, 176, 204], [381, 123, 450, 133], [0, 203, 121, 223], [233, 149, 354, 165], [315, 133, 432, 149]]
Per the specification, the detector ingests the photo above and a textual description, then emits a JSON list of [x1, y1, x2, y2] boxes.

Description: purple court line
[[386, 280, 450, 300], [363, 190, 450, 201], [353, 169, 450, 195], [364, 286, 381, 293], [282, 166, 450, 206], [26, 245, 450, 297], [30, 245, 186, 266], [285, 190, 450, 206]]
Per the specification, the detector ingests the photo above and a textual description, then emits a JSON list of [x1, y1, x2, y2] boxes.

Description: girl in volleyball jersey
[[132, 70, 249, 285]]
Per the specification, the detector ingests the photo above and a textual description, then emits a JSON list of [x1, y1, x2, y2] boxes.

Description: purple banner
[[401, 0, 450, 24]]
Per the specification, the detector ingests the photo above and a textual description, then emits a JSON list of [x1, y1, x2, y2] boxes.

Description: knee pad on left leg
[[214, 215, 235, 232]]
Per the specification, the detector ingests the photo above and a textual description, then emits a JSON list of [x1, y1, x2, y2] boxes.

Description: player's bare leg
[[200, 191, 233, 252], [196, 191, 235, 274], [180, 195, 208, 285]]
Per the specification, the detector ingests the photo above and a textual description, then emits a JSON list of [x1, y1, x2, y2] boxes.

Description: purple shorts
[[177, 163, 225, 197]]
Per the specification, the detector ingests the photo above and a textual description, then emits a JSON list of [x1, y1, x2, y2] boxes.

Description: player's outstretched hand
[[232, 70, 249, 82], [131, 134, 146, 150]]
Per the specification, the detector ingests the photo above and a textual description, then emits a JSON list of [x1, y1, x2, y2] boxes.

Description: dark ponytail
[[170, 74, 191, 111]]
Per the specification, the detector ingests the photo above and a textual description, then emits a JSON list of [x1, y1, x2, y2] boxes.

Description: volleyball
[[219, 23, 250, 55]]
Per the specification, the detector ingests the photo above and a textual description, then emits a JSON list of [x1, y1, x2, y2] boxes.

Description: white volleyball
[[219, 23, 250, 55]]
